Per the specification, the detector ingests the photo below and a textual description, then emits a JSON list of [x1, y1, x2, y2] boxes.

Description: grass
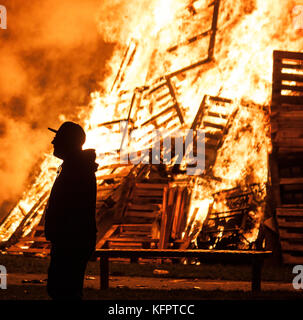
[[0, 253, 295, 283]]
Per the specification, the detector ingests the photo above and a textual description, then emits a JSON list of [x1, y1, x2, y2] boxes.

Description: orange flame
[[1, 0, 303, 246]]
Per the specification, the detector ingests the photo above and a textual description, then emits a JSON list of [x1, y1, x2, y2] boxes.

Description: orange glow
[[1, 0, 302, 247]]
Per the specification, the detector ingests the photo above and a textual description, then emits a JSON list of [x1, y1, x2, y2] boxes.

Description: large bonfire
[[0, 0, 302, 250]]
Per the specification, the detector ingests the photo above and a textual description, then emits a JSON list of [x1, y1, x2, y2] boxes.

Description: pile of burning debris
[[0, 0, 302, 264]]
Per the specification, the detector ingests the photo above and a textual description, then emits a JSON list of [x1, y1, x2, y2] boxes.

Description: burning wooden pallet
[[172, 95, 238, 174], [1, 1, 226, 256], [198, 184, 267, 250], [146, 0, 220, 81], [97, 182, 166, 250], [158, 184, 191, 250], [270, 50, 303, 264]]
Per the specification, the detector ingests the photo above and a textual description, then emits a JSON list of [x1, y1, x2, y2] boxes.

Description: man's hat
[[48, 121, 86, 146]]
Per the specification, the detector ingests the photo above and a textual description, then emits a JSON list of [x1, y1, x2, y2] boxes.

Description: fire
[[1, 0, 303, 248]]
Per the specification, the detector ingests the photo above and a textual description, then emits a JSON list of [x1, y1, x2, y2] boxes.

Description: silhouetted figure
[[45, 121, 98, 300]]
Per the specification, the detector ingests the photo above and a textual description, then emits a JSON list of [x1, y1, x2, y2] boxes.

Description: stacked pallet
[[0, 0, 223, 257], [270, 50, 303, 264], [97, 182, 166, 250]]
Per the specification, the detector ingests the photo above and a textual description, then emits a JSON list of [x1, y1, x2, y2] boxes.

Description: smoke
[[0, 0, 115, 218]]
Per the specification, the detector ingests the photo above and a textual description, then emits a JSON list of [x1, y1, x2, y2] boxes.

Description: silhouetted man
[[45, 121, 98, 300]]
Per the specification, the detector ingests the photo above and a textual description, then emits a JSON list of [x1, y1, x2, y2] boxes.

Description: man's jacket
[[45, 149, 98, 248]]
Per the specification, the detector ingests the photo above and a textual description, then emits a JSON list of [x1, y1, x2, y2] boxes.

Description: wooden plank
[[171, 188, 184, 239], [276, 208, 303, 216], [111, 40, 137, 93], [274, 111, 303, 119], [98, 163, 133, 170], [208, 96, 233, 104], [118, 232, 151, 237], [273, 95, 303, 106], [277, 220, 303, 228], [272, 103, 303, 111], [159, 186, 168, 250], [208, 0, 220, 58], [107, 237, 157, 242], [281, 204, 303, 208], [273, 119, 303, 128], [208, 209, 245, 220], [6, 247, 50, 253], [278, 84, 303, 93], [207, 111, 229, 119], [279, 177, 303, 185], [273, 50, 303, 61], [167, 57, 211, 79], [274, 128, 303, 139], [156, 112, 179, 128], [125, 211, 158, 218], [203, 120, 225, 130], [274, 72, 303, 83], [134, 189, 164, 197], [119, 224, 152, 228], [154, 91, 171, 102], [282, 253, 303, 264], [190, 96, 206, 130], [166, 77, 184, 124], [98, 119, 129, 127], [95, 248, 272, 258], [135, 183, 167, 189], [107, 242, 143, 247], [163, 188, 178, 248], [96, 225, 120, 249], [141, 106, 175, 126], [280, 241, 303, 251], [280, 63, 303, 70], [205, 131, 223, 140], [279, 229, 303, 240], [148, 81, 167, 95], [127, 204, 161, 211], [176, 189, 190, 240], [204, 115, 227, 126]]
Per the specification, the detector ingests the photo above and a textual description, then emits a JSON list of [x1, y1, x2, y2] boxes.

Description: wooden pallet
[[5, 225, 50, 256], [129, 77, 184, 151], [269, 50, 303, 206], [97, 182, 166, 250], [270, 50, 303, 263], [146, 0, 220, 80], [199, 184, 267, 249], [158, 184, 190, 249], [276, 207, 303, 264], [271, 50, 303, 155], [172, 95, 238, 174]]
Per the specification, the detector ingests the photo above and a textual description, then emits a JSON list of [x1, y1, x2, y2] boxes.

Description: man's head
[[48, 122, 86, 160]]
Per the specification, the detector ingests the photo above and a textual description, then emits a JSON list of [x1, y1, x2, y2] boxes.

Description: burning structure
[[0, 0, 302, 265]]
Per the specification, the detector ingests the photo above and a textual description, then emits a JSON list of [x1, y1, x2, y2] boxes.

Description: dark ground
[[0, 254, 302, 300]]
